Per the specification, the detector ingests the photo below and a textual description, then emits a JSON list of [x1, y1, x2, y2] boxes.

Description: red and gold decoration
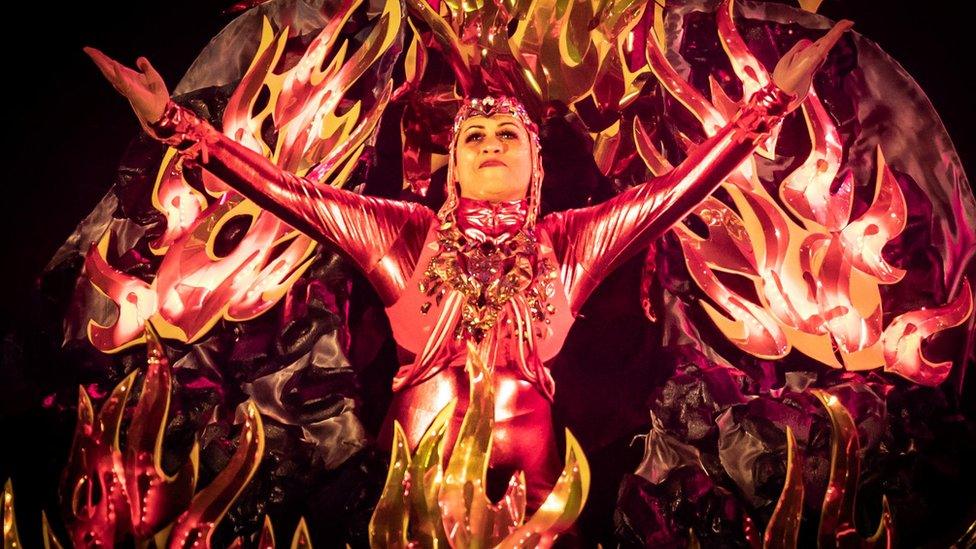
[[4, 0, 974, 546], [83, 0, 402, 353], [57, 325, 265, 548], [370, 342, 589, 547], [80, 0, 973, 387]]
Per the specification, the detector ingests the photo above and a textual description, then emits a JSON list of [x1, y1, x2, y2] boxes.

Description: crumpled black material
[[648, 346, 752, 443], [716, 392, 831, 509], [615, 468, 756, 548]]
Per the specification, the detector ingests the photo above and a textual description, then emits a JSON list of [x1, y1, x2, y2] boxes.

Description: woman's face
[[454, 114, 534, 202]]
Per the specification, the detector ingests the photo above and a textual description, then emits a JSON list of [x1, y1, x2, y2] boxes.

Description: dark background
[[0, 0, 973, 543]]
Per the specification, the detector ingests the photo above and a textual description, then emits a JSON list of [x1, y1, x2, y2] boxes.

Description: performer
[[84, 19, 850, 509]]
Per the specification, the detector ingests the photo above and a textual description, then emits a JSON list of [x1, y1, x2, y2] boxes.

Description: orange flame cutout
[[812, 237, 883, 356], [85, 1, 401, 353], [882, 279, 974, 386], [750, 191, 826, 336], [679, 229, 789, 358], [640, 9, 971, 382]]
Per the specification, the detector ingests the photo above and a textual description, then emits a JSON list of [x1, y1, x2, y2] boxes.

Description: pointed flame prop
[[742, 390, 892, 548], [3, 480, 23, 548], [4, 331, 319, 548], [632, 0, 972, 385], [811, 390, 892, 548], [761, 427, 803, 548], [57, 325, 266, 547], [369, 342, 590, 547], [404, 0, 649, 106], [6, 477, 323, 549], [84, 0, 402, 352]]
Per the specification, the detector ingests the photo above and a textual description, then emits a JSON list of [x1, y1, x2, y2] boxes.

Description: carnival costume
[[146, 85, 793, 507]]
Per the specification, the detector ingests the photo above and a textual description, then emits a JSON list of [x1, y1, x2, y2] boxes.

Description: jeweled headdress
[[438, 95, 545, 227], [450, 96, 540, 145]]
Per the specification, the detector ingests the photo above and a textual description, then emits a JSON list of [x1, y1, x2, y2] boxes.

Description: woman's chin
[[462, 182, 526, 202]]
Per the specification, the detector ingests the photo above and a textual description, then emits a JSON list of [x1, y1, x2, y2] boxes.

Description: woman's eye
[[464, 133, 484, 143], [499, 131, 518, 140]]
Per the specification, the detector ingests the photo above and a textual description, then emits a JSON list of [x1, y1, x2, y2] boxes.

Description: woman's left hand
[[772, 19, 854, 110]]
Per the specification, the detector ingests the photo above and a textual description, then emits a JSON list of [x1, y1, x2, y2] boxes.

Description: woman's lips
[[479, 159, 506, 168]]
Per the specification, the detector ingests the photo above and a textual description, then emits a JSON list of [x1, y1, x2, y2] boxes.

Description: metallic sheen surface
[[149, 82, 790, 504]]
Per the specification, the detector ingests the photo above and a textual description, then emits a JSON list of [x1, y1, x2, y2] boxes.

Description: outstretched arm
[[539, 21, 852, 315], [85, 48, 434, 306]]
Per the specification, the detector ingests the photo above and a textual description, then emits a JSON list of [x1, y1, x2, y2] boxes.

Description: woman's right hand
[[84, 47, 170, 132]]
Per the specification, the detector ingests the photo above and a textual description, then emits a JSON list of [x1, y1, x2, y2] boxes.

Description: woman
[[84, 19, 850, 509]]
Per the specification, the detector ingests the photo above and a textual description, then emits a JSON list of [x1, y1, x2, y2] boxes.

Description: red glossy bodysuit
[[150, 84, 792, 507]]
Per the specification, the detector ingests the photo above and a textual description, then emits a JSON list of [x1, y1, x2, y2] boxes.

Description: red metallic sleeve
[[148, 101, 435, 306], [539, 84, 794, 315]]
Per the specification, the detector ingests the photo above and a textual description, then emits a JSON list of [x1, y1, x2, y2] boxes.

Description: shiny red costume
[[150, 84, 792, 507]]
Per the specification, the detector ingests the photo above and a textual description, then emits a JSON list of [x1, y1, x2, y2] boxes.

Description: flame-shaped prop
[[369, 342, 590, 547], [84, 0, 402, 353], [633, 0, 973, 384], [735, 390, 893, 548], [55, 325, 266, 547], [762, 427, 804, 548], [3, 479, 23, 548], [811, 390, 892, 548]]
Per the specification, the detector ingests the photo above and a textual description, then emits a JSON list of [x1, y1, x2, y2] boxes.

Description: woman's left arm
[[539, 20, 852, 314]]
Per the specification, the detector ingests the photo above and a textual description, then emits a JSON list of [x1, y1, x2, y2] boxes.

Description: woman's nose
[[481, 137, 503, 154]]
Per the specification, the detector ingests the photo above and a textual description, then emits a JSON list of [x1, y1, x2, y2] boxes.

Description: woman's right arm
[[149, 100, 434, 305]]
